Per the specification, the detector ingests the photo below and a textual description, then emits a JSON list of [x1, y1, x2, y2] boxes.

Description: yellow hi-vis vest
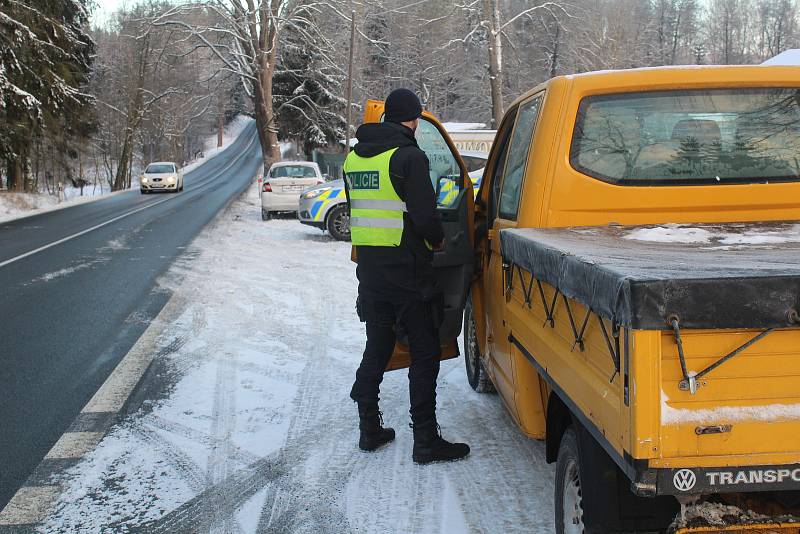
[[343, 148, 406, 247]]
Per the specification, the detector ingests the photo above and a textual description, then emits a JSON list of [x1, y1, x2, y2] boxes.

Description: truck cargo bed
[[500, 222, 800, 330]]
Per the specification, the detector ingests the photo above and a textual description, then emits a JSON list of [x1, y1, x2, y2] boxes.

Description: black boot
[[412, 421, 470, 464], [358, 404, 395, 452]]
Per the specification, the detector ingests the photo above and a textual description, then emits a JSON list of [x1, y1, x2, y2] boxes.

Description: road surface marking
[[0, 486, 59, 525], [0, 292, 190, 526], [0, 134, 259, 528], [44, 432, 105, 460], [0, 130, 257, 270], [0, 196, 174, 269]]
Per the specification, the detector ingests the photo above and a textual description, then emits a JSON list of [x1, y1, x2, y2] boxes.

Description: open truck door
[[357, 100, 475, 370]]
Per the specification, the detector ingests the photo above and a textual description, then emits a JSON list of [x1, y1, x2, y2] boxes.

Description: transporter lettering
[[705, 468, 800, 486]]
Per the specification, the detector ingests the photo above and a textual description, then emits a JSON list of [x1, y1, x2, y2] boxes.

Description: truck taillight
[[262, 182, 272, 192]]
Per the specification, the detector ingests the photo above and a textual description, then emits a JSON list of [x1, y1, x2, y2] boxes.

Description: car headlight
[[302, 187, 332, 200], [167, 176, 176, 184], [141, 177, 148, 183]]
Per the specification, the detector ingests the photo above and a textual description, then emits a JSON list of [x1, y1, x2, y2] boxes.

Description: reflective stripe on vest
[[349, 217, 404, 229], [344, 148, 404, 247], [349, 199, 407, 211]]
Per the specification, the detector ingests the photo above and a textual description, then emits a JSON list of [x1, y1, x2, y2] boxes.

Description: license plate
[[283, 185, 303, 192]]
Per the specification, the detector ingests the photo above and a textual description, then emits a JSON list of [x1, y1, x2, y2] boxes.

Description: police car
[[437, 150, 487, 206], [297, 178, 350, 241]]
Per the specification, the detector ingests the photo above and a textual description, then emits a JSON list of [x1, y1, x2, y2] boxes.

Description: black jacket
[[345, 121, 445, 301]]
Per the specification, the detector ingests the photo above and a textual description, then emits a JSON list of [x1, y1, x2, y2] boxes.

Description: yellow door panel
[[505, 274, 626, 456], [485, 229, 517, 416]]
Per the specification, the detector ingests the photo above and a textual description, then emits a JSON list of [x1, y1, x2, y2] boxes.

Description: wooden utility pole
[[345, 9, 356, 155], [217, 95, 224, 148]]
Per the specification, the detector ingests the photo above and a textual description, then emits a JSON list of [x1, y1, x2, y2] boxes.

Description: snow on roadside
[[0, 115, 254, 225], [42, 183, 554, 533], [0, 189, 127, 224], [180, 115, 254, 174]]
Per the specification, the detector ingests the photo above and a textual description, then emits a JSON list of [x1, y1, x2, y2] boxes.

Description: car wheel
[[463, 293, 495, 393], [140, 189, 147, 194], [555, 428, 585, 534], [326, 204, 350, 241], [261, 209, 271, 221]]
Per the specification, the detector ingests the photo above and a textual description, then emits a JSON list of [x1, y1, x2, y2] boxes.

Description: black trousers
[[349, 298, 442, 425]]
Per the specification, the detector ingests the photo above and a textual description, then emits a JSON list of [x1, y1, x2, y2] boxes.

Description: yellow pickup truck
[[369, 65, 800, 533]]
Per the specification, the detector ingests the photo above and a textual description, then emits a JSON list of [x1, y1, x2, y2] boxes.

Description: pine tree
[[273, 17, 346, 158], [0, 0, 94, 191]]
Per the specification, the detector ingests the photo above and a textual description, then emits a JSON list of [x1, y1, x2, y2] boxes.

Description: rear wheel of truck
[[463, 294, 495, 393], [556, 421, 679, 533], [555, 427, 585, 534]]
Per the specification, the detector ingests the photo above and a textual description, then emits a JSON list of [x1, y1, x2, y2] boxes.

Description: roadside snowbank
[[42, 183, 554, 533], [180, 115, 254, 174], [0, 188, 128, 224]]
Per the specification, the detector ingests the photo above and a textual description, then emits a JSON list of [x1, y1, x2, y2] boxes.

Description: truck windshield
[[570, 88, 800, 185]]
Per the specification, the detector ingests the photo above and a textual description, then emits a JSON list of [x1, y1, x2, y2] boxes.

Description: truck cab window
[[498, 96, 543, 220], [415, 119, 463, 208], [487, 108, 518, 224]]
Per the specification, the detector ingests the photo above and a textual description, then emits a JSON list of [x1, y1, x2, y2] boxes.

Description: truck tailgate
[[659, 328, 800, 460]]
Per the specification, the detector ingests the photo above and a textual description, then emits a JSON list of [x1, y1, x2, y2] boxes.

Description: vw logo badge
[[673, 469, 697, 491]]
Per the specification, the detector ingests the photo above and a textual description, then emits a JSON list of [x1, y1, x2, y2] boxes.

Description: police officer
[[345, 88, 470, 464]]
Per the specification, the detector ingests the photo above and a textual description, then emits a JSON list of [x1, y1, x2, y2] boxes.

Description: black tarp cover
[[500, 222, 800, 330]]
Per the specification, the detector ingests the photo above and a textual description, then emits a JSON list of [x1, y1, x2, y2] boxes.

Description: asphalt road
[[0, 122, 262, 509]]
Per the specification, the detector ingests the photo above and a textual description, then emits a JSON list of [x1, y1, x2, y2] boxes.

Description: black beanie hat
[[384, 88, 423, 123]]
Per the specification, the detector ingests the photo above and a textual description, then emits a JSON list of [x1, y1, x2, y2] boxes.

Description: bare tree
[[152, 1, 350, 164]]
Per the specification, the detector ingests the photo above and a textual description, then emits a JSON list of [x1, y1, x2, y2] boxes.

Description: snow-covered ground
[[41, 184, 554, 533], [0, 116, 253, 224], [180, 115, 253, 175], [0, 188, 126, 224]]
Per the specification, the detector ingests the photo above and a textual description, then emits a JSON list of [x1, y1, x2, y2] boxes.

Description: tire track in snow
[[146, 414, 260, 466], [253, 277, 356, 533], [435, 371, 555, 533], [203, 348, 239, 534], [131, 421, 207, 493]]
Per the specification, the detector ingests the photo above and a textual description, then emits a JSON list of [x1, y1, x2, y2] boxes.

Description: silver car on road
[[140, 162, 184, 193]]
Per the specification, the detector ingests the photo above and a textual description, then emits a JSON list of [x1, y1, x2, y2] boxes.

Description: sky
[[90, 0, 129, 26]]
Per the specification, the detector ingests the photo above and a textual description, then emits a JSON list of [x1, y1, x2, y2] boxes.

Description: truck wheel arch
[[546, 392, 572, 464]]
